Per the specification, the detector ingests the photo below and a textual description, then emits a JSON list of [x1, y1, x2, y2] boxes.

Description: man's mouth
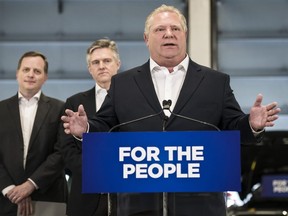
[[163, 43, 176, 47], [99, 72, 109, 76], [25, 80, 35, 84]]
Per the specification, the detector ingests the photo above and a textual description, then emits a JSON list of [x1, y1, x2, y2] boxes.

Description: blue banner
[[262, 175, 288, 197], [82, 131, 240, 193]]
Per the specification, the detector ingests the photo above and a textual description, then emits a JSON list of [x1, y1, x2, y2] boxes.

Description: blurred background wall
[[0, 0, 287, 130]]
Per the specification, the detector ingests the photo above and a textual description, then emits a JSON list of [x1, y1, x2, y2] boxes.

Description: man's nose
[[164, 28, 174, 38], [27, 70, 35, 77], [99, 61, 105, 68]]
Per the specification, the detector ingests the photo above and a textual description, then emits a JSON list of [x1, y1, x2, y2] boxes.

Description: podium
[[82, 131, 241, 215]]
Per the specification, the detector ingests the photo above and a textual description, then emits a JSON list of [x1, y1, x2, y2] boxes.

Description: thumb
[[253, 94, 263, 107], [78, 104, 86, 116]]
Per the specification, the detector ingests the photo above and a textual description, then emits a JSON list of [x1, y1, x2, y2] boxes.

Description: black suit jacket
[[61, 87, 107, 216], [89, 59, 259, 216], [0, 93, 67, 216]]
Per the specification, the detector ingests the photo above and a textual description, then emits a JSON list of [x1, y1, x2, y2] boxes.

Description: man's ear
[[143, 33, 149, 44]]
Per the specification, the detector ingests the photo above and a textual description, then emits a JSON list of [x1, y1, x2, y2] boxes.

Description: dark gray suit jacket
[[0, 93, 67, 216], [89, 59, 259, 216], [61, 87, 108, 216]]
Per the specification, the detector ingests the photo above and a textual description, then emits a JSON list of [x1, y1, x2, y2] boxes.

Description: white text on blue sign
[[119, 146, 204, 179]]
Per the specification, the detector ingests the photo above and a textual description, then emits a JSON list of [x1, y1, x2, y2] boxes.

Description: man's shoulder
[[41, 94, 64, 107], [114, 62, 149, 79], [189, 60, 229, 79], [66, 87, 95, 101], [0, 94, 17, 106]]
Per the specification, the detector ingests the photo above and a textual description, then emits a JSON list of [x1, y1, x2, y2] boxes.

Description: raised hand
[[249, 94, 281, 131], [61, 104, 88, 138]]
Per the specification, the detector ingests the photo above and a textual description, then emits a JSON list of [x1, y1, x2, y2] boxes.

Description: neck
[[98, 82, 110, 90], [167, 67, 174, 73], [153, 54, 186, 70], [19, 90, 37, 100]]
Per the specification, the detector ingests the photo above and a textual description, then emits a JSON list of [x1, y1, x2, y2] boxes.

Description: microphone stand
[[161, 100, 220, 216], [163, 100, 220, 132], [162, 102, 169, 216], [108, 193, 112, 216], [163, 192, 168, 216], [107, 109, 165, 216]]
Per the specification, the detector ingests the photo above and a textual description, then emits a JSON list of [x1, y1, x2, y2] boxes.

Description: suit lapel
[[83, 87, 97, 116], [7, 95, 26, 173], [7, 95, 24, 147], [172, 60, 205, 115], [28, 93, 50, 149], [134, 61, 163, 113], [133, 60, 206, 124]]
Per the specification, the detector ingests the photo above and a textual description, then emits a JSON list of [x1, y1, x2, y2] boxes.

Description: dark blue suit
[[89, 59, 259, 216], [0, 93, 67, 216], [61, 87, 108, 216]]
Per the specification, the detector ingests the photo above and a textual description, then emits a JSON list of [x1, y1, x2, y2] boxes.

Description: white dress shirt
[[19, 91, 40, 168], [95, 83, 107, 112], [1, 91, 40, 196], [150, 55, 189, 116]]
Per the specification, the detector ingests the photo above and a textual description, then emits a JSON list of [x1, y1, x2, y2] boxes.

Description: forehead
[[20, 56, 45, 67], [90, 47, 115, 59], [150, 11, 182, 28]]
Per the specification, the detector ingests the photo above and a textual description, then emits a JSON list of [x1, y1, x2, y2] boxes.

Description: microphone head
[[167, 100, 172, 106], [162, 100, 172, 110]]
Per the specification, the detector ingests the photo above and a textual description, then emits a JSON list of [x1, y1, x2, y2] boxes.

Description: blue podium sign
[[82, 131, 240, 193], [262, 175, 288, 198]]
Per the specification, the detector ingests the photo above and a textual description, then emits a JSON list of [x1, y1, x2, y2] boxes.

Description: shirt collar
[[95, 83, 107, 95], [150, 54, 189, 73], [18, 90, 41, 101]]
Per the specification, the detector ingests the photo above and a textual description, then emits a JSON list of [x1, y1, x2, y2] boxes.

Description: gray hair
[[144, 4, 187, 35], [86, 38, 120, 65]]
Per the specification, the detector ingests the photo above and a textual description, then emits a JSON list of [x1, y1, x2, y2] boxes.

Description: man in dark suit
[[0, 51, 67, 216], [61, 5, 281, 216], [60, 38, 120, 216]]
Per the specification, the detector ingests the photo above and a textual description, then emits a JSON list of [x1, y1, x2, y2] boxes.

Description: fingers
[[78, 104, 84, 112], [61, 104, 85, 123], [65, 109, 76, 117], [9, 193, 23, 204], [18, 202, 25, 216], [253, 94, 263, 107], [78, 104, 86, 117], [9, 194, 20, 204], [7, 190, 19, 204], [29, 199, 33, 215], [18, 197, 33, 216], [64, 128, 71, 134], [14, 196, 22, 204], [7, 183, 33, 204], [266, 102, 281, 120], [264, 102, 281, 128], [266, 102, 278, 112], [266, 107, 281, 126]]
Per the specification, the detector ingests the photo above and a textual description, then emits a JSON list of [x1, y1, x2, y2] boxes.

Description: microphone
[[162, 100, 220, 131], [108, 107, 168, 132]]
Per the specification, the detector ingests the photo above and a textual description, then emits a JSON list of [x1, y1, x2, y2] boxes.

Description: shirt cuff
[[249, 122, 265, 135], [28, 178, 39, 190], [2, 185, 15, 197], [73, 122, 90, 142]]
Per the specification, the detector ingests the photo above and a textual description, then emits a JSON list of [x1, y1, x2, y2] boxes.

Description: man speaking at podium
[[61, 4, 280, 216]]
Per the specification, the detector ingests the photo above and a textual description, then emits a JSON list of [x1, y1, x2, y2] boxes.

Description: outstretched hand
[[61, 104, 88, 138], [249, 94, 281, 131]]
